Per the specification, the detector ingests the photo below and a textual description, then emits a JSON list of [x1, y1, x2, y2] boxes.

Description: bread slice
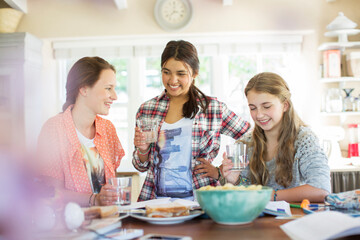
[[83, 207, 101, 220], [84, 205, 119, 219], [145, 202, 190, 218], [99, 205, 119, 218]]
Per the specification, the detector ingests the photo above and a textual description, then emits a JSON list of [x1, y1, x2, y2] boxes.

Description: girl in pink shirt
[[38, 57, 125, 207]]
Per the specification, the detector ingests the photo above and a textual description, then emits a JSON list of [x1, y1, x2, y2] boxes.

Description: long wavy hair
[[62, 56, 115, 111], [244, 72, 304, 187], [161, 40, 209, 118]]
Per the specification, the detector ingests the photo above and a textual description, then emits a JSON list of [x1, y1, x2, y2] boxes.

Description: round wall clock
[[154, 0, 193, 31]]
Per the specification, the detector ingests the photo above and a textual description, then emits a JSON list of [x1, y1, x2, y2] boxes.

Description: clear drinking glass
[[109, 177, 132, 206], [325, 88, 343, 113], [136, 118, 159, 143], [226, 142, 248, 171]]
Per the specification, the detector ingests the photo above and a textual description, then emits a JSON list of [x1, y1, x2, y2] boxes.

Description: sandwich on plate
[[146, 202, 190, 218]]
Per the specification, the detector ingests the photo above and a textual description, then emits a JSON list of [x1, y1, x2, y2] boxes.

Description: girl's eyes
[[162, 70, 187, 76], [249, 106, 271, 111]]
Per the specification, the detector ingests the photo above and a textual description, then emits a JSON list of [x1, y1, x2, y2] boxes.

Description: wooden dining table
[[121, 209, 299, 240], [37, 206, 360, 239]]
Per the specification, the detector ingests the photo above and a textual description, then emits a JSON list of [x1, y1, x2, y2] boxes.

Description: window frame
[[54, 33, 304, 171]]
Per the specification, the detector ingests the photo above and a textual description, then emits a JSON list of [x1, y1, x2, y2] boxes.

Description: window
[[106, 58, 130, 165], [144, 57, 162, 101], [54, 33, 303, 171], [198, 56, 212, 96]]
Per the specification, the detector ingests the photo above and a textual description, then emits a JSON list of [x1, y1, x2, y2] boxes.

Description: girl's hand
[[194, 158, 219, 179], [96, 184, 118, 206], [222, 152, 241, 184], [134, 127, 150, 152]]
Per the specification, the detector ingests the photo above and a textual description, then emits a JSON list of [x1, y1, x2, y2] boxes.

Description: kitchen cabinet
[[331, 165, 360, 193], [0, 32, 43, 152]]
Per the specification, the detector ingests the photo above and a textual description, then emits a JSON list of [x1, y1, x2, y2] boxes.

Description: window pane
[[109, 104, 128, 124], [198, 56, 212, 95], [262, 54, 285, 73], [109, 105, 129, 164], [109, 58, 129, 103], [228, 55, 257, 118], [144, 57, 163, 101]]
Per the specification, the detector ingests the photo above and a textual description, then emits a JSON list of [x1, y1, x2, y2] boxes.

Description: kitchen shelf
[[321, 111, 360, 116], [321, 77, 360, 83], [318, 41, 360, 51], [319, 40, 360, 124], [321, 111, 360, 123]]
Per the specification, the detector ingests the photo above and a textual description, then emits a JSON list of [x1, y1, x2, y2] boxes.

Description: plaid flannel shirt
[[132, 91, 250, 201]]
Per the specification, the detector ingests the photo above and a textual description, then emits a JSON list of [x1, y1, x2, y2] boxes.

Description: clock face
[[154, 0, 193, 31], [161, 0, 186, 24]]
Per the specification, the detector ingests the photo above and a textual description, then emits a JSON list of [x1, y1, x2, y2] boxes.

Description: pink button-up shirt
[[38, 105, 125, 193]]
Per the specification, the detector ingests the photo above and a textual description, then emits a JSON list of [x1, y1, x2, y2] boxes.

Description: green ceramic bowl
[[195, 186, 273, 225]]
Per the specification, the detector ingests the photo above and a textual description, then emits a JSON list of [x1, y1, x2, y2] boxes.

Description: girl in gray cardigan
[[221, 72, 330, 203]]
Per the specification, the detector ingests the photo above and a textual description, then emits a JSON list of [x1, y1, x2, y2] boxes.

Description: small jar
[[355, 97, 360, 112], [343, 88, 355, 112], [326, 88, 343, 112]]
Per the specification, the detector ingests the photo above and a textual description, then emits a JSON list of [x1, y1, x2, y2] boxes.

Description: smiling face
[[81, 69, 117, 116], [246, 89, 288, 135], [161, 57, 196, 100]]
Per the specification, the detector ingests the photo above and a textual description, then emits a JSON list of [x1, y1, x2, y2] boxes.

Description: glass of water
[[109, 177, 132, 206], [226, 142, 248, 171], [136, 118, 159, 143]]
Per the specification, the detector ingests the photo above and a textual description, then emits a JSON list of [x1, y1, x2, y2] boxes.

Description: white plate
[[130, 210, 203, 225]]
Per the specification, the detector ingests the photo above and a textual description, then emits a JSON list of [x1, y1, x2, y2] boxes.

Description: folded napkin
[[325, 189, 360, 209]]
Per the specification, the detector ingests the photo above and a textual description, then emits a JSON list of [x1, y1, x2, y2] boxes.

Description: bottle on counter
[[358, 123, 360, 156], [347, 124, 359, 158]]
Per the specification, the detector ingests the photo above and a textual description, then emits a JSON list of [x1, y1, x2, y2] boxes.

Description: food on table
[[198, 183, 263, 191], [145, 202, 190, 218], [83, 205, 119, 219]]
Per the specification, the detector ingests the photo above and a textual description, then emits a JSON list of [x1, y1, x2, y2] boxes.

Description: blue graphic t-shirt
[[154, 118, 193, 200]]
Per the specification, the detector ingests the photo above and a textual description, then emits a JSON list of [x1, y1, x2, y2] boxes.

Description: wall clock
[[154, 0, 193, 31]]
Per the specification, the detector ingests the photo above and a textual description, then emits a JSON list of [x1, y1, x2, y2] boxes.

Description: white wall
[[17, 0, 360, 40]]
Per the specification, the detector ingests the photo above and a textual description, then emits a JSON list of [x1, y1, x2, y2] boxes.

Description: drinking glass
[[325, 88, 343, 113], [109, 177, 132, 206], [226, 143, 248, 171], [136, 118, 159, 143]]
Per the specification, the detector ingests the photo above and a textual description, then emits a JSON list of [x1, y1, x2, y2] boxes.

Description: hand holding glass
[[136, 118, 159, 143], [109, 177, 132, 206], [226, 143, 248, 171]]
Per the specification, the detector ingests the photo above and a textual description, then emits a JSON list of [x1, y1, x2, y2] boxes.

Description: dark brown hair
[[244, 72, 305, 187], [62, 56, 115, 111], [161, 40, 209, 118]]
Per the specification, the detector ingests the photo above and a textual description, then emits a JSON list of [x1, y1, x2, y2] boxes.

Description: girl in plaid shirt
[[133, 40, 250, 201]]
